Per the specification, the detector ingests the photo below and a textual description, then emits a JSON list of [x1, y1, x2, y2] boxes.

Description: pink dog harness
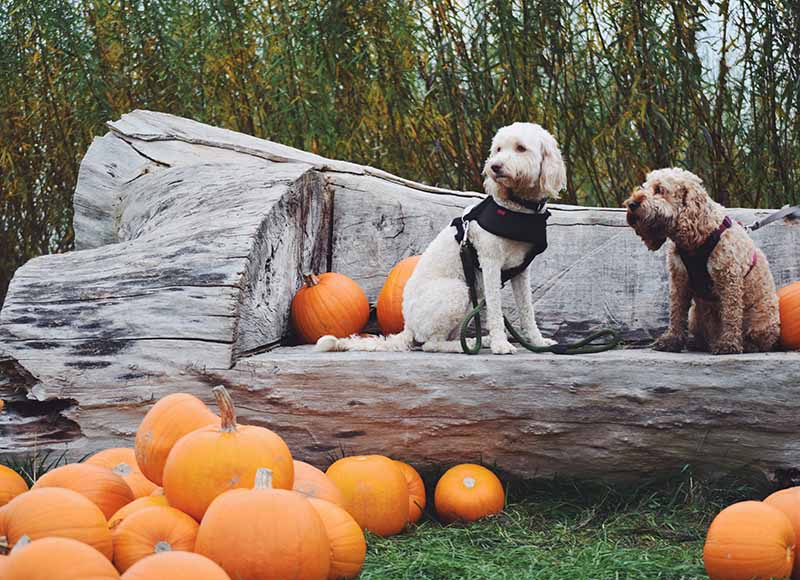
[[677, 216, 757, 300]]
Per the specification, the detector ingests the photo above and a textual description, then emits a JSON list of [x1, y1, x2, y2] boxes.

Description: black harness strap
[[677, 216, 732, 300], [451, 196, 549, 285]]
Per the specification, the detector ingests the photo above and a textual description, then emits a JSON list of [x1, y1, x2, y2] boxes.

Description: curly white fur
[[316, 122, 566, 354]]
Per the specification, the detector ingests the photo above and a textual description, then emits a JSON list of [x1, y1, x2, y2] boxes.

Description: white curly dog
[[316, 122, 566, 354]]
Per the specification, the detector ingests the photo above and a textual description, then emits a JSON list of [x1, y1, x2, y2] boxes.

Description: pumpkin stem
[[113, 462, 132, 476], [254, 467, 274, 490], [154, 540, 172, 553], [303, 273, 321, 287], [0, 535, 8, 555], [212, 386, 237, 433]]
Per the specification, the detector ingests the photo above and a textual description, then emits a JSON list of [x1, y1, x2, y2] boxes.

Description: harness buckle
[[460, 219, 471, 247]]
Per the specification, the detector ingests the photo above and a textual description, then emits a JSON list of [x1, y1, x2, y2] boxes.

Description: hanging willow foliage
[[1, 0, 798, 305]]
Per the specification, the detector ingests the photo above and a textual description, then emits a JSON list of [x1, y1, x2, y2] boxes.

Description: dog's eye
[[496, 147, 501, 152], [515, 145, 526, 152]]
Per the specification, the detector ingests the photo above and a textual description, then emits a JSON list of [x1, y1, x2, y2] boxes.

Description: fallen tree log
[[1, 110, 799, 480]]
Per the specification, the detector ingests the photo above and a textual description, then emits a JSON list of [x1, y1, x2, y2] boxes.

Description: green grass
[[360, 471, 773, 580]]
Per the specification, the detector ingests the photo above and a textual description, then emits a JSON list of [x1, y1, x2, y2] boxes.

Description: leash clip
[[460, 219, 471, 247]]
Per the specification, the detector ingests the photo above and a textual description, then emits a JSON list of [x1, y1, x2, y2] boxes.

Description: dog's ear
[[538, 135, 567, 198], [653, 182, 667, 197]]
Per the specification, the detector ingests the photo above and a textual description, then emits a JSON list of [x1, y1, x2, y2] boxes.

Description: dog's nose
[[491, 164, 502, 174], [627, 200, 641, 211]]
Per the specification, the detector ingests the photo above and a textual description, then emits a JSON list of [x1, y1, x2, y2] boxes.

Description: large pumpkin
[[291, 273, 369, 343], [5, 536, 120, 579], [778, 282, 800, 350], [326, 455, 409, 536], [121, 552, 231, 580], [2, 487, 113, 558], [87, 448, 159, 499], [704, 500, 795, 580], [293, 460, 346, 507], [765, 488, 800, 578], [434, 464, 504, 524], [33, 463, 134, 519], [0, 465, 28, 507], [376, 256, 421, 334], [195, 468, 330, 580], [309, 498, 366, 580], [395, 460, 426, 524], [163, 386, 294, 521], [108, 495, 170, 531], [112, 506, 199, 572], [135, 393, 218, 486]]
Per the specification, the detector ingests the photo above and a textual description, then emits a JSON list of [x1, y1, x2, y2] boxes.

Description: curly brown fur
[[624, 168, 780, 354]]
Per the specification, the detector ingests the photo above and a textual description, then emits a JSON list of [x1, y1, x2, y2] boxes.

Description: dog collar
[[506, 189, 549, 213]]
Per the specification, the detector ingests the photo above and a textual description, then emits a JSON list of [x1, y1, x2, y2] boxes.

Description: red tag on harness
[[496, 208, 506, 216]]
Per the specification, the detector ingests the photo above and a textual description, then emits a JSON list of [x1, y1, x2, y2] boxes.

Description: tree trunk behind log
[[1, 110, 799, 481]]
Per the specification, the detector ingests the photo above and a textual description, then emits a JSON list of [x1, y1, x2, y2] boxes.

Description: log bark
[[1, 110, 799, 480]]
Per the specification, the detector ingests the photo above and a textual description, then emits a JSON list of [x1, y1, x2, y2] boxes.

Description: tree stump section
[[1, 110, 799, 480]]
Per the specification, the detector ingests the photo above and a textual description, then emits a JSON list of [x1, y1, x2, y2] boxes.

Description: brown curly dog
[[624, 168, 780, 354]]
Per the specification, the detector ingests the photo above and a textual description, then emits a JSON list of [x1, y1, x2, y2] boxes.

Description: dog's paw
[[491, 340, 517, 355], [533, 337, 558, 347], [653, 333, 685, 352], [710, 340, 743, 355], [314, 335, 340, 352], [686, 336, 708, 352]]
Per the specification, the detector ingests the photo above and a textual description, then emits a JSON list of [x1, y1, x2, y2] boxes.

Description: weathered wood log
[[1, 110, 799, 480]]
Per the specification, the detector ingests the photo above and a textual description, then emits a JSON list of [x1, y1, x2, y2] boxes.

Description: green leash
[[459, 299, 621, 355]]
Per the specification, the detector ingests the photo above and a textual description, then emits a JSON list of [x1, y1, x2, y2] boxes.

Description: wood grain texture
[[1, 109, 799, 479]]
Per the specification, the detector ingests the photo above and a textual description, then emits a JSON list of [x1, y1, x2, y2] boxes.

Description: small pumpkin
[[33, 463, 134, 519], [376, 256, 421, 334], [87, 448, 159, 499], [163, 386, 294, 521], [764, 488, 800, 578], [135, 393, 218, 486], [778, 281, 800, 350], [395, 460, 426, 524], [121, 551, 231, 580], [0, 465, 28, 507], [293, 460, 346, 507], [2, 487, 113, 558], [195, 468, 330, 580], [108, 495, 171, 531], [309, 498, 366, 580], [704, 500, 795, 580], [326, 455, 409, 536], [434, 464, 504, 524], [5, 536, 120, 579], [112, 506, 199, 572], [291, 273, 370, 343]]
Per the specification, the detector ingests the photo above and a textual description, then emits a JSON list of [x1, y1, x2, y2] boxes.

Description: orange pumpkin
[[309, 498, 366, 580], [33, 463, 134, 519], [2, 487, 113, 558], [0, 465, 28, 507], [293, 460, 346, 507], [108, 495, 170, 531], [377, 256, 421, 334], [291, 273, 370, 343], [434, 464, 504, 524], [778, 282, 800, 350], [5, 536, 120, 579], [704, 500, 795, 580], [121, 551, 231, 580], [135, 393, 218, 486], [112, 506, 199, 572], [765, 488, 800, 578], [163, 386, 294, 521], [195, 468, 330, 580], [326, 455, 409, 536], [87, 448, 159, 499], [395, 460, 426, 524]]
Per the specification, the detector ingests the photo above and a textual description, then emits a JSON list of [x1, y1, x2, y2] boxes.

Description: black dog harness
[[451, 195, 549, 286], [677, 216, 757, 300]]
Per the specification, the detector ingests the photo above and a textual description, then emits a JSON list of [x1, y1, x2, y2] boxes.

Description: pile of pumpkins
[[0, 385, 505, 579], [292, 259, 800, 350], [704, 487, 800, 580]]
